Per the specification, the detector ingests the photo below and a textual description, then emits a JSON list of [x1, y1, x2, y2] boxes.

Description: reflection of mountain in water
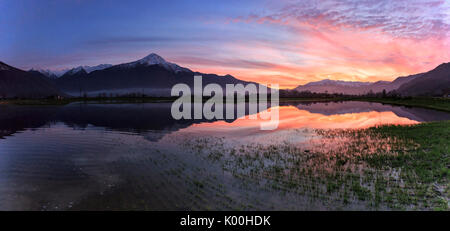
[[0, 103, 263, 141], [0, 101, 449, 141], [291, 101, 450, 122], [0, 106, 57, 138]]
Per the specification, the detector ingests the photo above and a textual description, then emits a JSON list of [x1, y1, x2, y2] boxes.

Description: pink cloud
[[208, 0, 450, 88]]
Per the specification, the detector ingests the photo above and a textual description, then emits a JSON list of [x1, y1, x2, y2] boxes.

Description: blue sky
[[1, 0, 276, 67], [1, 0, 449, 87]]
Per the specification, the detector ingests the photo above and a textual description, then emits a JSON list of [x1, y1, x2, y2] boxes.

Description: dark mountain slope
[[0, 61, 64, 98], [397, 63, 450, 96], [54, 54, 258, 97]]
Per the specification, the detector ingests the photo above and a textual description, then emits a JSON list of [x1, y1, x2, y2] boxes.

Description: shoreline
[[1, 97, 450, 112]]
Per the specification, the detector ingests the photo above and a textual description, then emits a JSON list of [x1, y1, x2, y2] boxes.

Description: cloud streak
[[3, 0, 449, 88], [233, 0, 450, 39], [218, 0, 450, 87]]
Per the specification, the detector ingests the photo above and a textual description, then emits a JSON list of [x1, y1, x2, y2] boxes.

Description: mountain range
[[294, 74, 422, 95], [293, 63, 449, 96], [31, 64, 113, 78], [53, 53, 255, 97], [0, 53, 449, 98]]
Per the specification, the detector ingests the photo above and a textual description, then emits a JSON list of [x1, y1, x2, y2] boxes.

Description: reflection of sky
[[1, 0, 450, 88], [171, 106, 419, 144]]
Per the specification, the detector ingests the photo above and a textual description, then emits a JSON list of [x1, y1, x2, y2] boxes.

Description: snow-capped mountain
[[33, 54, 185, 78], [30, 69, 56, 78], [30, 68, 71, 78], [64, 64, 113, 76], [54, 53, 255, 97], [120, 53, 191, 73], [64, 66, 86, 75], [32, 64, 113, 78], [83, 64, 113, 73]]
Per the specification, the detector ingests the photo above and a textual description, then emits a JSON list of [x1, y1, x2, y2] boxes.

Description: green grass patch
[[184, 120, 450, 210], [355, 97, 450, 112]]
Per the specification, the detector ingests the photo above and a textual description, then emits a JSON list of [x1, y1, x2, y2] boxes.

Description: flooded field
[[0, 101, 449, 210]]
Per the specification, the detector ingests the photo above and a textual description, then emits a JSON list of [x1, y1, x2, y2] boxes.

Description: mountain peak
[[57, 64, 113, 77], [138, 53, 167, 65], [123, 53, 191, 73], [29, 68, 58, 78], [64, 66, 87, 76], [83, 64, 113, 73]]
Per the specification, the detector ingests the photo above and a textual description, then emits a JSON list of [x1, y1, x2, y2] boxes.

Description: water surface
[[0, 101, 449, 210]]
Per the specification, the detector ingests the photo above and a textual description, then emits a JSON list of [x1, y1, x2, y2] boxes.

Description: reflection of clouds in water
[[292, 101, 450, 121], [174, 105, 417, 129], [0, 101, 447, 210], [1, 101, 449, 143], [159, 105, 421, 146]]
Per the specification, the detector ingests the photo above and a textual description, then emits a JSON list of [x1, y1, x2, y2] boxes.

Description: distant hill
[[0, 61, 65, 98], [54, 53, 258, 97], [294, 79, 373, 95], [397, 63, 450, 96], [294, 74, 420, 95]]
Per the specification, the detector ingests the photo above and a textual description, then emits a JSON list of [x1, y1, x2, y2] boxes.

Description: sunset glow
[[2, 0, 450, 213], [187, 106, 420, 133], [1, 0, 449, 88]]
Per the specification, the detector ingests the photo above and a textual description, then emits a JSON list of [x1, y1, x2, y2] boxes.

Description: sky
[[1, 0, 450, 88]]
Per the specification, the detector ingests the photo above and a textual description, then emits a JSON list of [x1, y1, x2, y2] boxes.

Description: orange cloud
[[178, 1, 450, 89], [294, 22, 450, 82], [176, 23, 450, 89]]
